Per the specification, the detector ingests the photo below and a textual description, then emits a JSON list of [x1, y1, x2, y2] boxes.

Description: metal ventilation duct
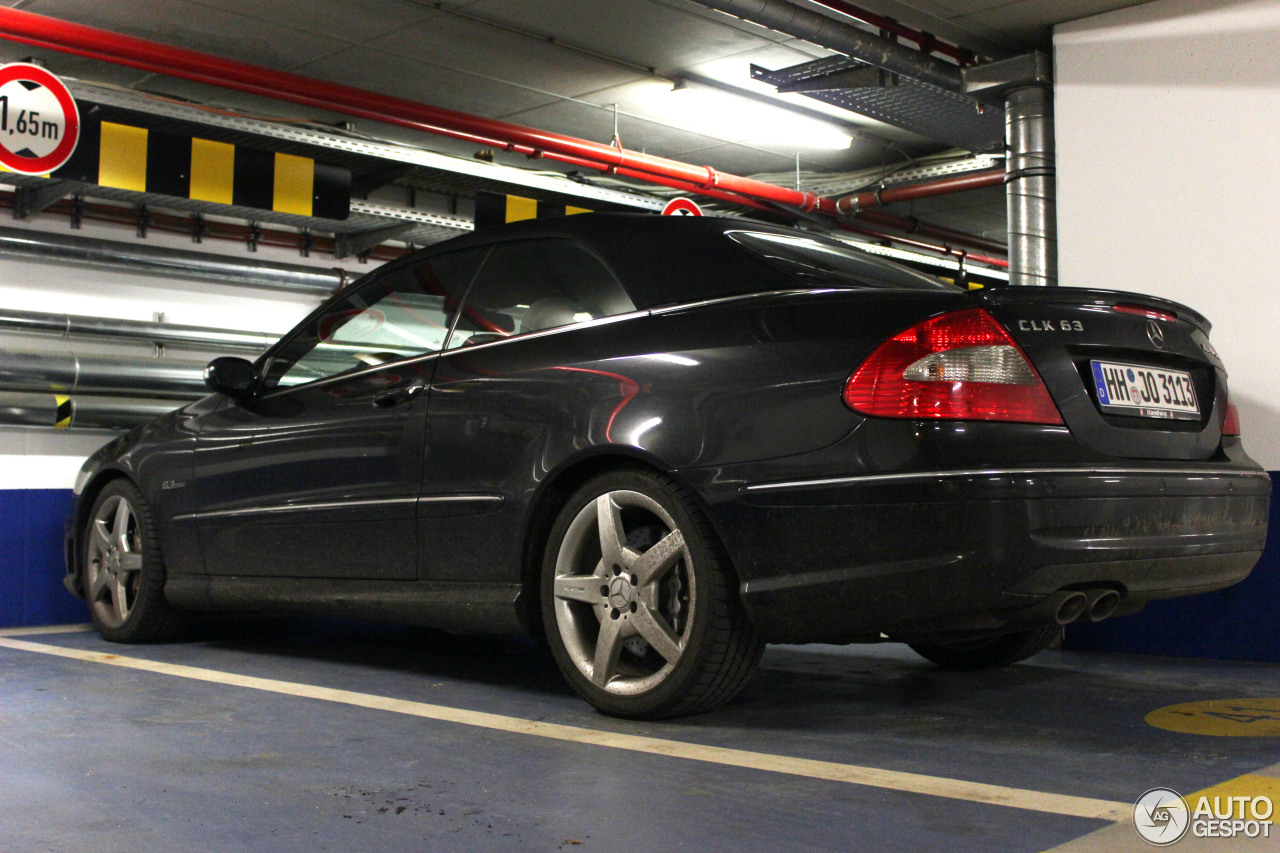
[[0, 349, 209, 398], [965, 52, 1057, 286], [0, 308, 273, 354], [1004, 85, 1056, 286], [0, 392, 179, 430], [0, 226, 346, 295]]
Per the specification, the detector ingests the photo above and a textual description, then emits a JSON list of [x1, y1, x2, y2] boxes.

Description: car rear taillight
[[844, 307, 1064, 424], [1223, 402, 1241, 436]]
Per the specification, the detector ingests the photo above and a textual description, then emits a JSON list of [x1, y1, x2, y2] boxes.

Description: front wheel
[[82, 479, 180, 643], [540, 469, 763, 719], [908, 625, 1060, 671]]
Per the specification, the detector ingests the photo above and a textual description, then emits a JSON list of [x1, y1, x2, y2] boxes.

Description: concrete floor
[[2, 618, 1279, 852]]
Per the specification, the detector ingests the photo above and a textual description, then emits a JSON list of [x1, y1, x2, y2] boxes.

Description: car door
[[418, 237, 638, 583], [189, 247, 487, 579]]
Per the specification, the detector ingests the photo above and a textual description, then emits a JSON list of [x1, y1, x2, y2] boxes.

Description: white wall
[[0, 212, 385, 488], [1055, 0, 1280, 469]]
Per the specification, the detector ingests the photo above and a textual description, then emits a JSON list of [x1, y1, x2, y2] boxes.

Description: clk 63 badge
[[1019, 319, 1084, 332]]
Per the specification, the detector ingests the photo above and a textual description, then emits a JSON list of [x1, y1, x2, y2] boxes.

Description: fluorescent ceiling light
[[664, 80, 852, 151]]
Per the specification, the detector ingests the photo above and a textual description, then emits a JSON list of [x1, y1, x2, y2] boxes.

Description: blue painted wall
[[0, 489, 84, 627], [1065, 472, 1280, 663]]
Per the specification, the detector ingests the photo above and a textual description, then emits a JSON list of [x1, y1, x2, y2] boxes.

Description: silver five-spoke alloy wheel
[[551, 489, 696, 696], [85, 494, 144, 629]]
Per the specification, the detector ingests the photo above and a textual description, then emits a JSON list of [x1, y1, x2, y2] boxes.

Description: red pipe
[[807, 0, 975, 65], [835, 168, 1004, 214], [608, 168, 778, 214], [839, 223, 1010, 269], [614, 168, 1007, 262], [854, 209, 1007, 255], [0, 8, 841, 216], [607, 165, 1006, 257]]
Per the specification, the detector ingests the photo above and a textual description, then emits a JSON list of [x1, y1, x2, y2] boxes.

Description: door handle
[[372, 379, 426, 409]]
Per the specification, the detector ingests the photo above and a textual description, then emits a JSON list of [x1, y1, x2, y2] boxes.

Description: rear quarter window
[[445, 237, 634, 349]]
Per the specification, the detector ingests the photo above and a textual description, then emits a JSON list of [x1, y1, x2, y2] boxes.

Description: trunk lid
[[976, 287, 1227, 460]]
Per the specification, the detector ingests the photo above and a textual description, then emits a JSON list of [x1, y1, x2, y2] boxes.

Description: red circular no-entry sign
[[662, 197, 703, 217], [0, 63, 80, 175]]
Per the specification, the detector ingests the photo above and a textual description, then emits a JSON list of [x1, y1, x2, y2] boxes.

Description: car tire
[[82, 479, 180, 643], [540, 468, 763, 719], [908, 626, 1060, 671]]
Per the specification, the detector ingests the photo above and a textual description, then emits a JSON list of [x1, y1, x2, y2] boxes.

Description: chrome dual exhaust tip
[[1004, 588, 1124, 627]]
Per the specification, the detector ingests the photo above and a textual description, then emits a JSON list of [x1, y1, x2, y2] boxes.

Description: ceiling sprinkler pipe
[[834, 168, 1005, 214], [805, 0, 975, 65], [854, 209, 1007, 256], [839, 222, 1009, 269], [607, 167, 777, 213]]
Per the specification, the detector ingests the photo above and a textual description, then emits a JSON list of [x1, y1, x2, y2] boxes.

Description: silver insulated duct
[[0, 348, 209, 398], [1004, 85, 1057, 286], [0, 392, 180, 430], [0, 225, 347, 295], [0, 307, 273, 354]]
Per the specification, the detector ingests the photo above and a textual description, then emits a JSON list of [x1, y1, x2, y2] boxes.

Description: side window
[[263, 248, 484, 390], [445, 238, 633, 350]]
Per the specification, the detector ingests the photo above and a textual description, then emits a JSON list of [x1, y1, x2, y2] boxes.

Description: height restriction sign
[[0, 63, 80, 175], [662, 197, 703, 216]]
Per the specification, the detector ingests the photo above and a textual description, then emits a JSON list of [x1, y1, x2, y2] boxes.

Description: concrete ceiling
[[0, 0, 1154, 239], [858, 0, 1157, 56]]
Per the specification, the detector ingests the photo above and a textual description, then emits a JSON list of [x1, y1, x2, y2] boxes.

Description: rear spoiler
[[975, 286, 1210, 334]]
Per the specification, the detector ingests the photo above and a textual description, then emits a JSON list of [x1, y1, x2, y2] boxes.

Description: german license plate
[[1090, 361, 1199, 420]]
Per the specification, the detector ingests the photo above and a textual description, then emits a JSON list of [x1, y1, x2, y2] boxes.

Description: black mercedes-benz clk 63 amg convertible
[[64, 213, 1270, 718]]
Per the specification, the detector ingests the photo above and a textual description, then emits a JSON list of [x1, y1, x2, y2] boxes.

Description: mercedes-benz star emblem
[[609, 577, 634, 609], [1146, 319, 1165, 349]]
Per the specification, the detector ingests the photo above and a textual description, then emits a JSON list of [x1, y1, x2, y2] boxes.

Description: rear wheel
[[908, 626, 1060, 670], [541, 469, 763, 718], [82, 480, 180, 643]]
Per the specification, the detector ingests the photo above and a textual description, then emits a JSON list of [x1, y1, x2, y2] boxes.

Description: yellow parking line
[[0, 635, 1126, 821]]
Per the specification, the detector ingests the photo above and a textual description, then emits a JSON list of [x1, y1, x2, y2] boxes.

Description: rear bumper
[[693, 466, 1271, 643]]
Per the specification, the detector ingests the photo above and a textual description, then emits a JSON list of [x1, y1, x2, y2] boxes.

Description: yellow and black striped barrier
[[52, 109, 350, 220], [53, 394, 71, 430], [475, 191, 591, 230]]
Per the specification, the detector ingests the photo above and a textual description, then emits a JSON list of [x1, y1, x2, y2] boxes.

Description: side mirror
[[204, 356, 257, 399]]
